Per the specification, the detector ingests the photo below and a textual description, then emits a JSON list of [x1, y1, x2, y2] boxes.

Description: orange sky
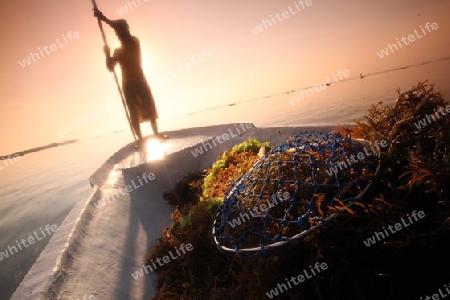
[[1, 0, 449, 154]]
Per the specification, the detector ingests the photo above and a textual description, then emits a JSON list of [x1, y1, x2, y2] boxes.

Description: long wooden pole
[[91, 0, 137, 141]]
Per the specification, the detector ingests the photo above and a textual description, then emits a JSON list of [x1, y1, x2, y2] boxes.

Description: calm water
[[1, 59, 449, 299], [0, 132, 131, 300]]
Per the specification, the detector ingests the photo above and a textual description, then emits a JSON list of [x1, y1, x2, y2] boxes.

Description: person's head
[[112, 19, 131, 41]]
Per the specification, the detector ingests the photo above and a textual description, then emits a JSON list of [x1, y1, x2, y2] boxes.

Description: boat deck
[[12, 124, 334, 300]]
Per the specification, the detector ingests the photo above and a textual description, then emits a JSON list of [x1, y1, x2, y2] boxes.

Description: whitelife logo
[[288, 69, 350, 106], [116, 0, 150, 16], [325, 139, 387, 176], [0, 154, 21, 171], [413, 104, 450, 130], [56, 102, 121, 138], [18, 31, 81, 68], [94, 172, 156, 208], [151, 50, 215, 87], [131, 243, 193, 280], [420, 282, 450, 300], [376, 22, 438, 58], [251, 0, 313, 35], [266, 262, 328, 298], [190, 123, 254, 158], [363, 210, 425, 247], [0, 224, 58, 261], [228, 191, 290, 228]]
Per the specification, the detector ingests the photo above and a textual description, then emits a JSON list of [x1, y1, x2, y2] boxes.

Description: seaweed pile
[[145, 81, 450, 300], [213, 132, 381, 255]]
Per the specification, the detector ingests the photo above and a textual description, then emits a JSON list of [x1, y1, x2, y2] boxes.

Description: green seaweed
[[202, 139, 270, 197], [231, 137, 270, 154]]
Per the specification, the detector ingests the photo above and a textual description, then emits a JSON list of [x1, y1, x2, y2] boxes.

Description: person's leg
[[131, 109, 143, 141], [150, 118, 159, 135], [139, 79, 161, 136], [123, 83, 143, 141]]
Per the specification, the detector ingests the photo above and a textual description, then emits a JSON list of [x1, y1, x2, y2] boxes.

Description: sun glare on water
[[108, 165, 121, 185], [145, 139, 168, 161]]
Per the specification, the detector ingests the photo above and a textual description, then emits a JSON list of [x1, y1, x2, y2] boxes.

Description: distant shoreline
[[0, 140, 78, 160], [4, 56, 449, 161]]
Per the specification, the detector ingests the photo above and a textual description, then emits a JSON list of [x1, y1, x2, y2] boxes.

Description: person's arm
[[93, 8, 119, 71], [93, 8, 115, 27], [103, 46, 118, 72]]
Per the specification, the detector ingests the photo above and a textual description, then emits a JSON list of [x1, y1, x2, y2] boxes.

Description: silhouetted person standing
[[94, 8, 164, 141]]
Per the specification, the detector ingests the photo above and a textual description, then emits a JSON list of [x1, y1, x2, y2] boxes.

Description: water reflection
[[108, 165, 120, 185], [144, 139, 169, 162]]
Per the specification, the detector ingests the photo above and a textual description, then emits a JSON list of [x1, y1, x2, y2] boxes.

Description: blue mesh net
[[212, 131, 380, 256]]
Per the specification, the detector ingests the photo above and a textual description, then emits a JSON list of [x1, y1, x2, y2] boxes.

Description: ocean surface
[[1, 59, 449, 300]]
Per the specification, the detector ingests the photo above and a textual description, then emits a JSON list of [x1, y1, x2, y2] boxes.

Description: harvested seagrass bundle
[[212, 131, 381, 256]]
